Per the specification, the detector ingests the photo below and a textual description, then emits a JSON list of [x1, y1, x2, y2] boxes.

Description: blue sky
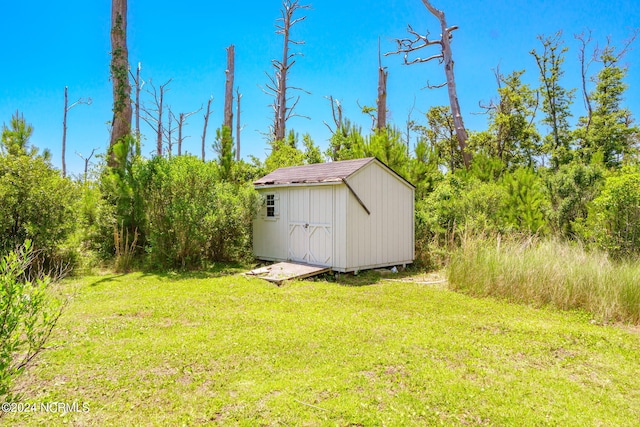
[[1, 0, 639, 176]]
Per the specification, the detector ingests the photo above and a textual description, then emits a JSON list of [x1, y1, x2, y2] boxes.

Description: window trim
[[263, 192, 279, 220]]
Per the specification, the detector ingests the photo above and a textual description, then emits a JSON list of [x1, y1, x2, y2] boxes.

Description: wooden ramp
[[245, 262, 331, 285]]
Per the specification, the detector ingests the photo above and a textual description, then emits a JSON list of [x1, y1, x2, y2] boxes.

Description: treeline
[[1, 28, 639, 273], [0, 118, 261, 272]]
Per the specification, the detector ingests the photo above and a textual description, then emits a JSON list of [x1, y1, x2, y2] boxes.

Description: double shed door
[[287, 187, 333, 266]]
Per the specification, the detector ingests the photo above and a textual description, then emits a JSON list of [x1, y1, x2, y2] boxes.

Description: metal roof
[[254, 157, 376, 186]]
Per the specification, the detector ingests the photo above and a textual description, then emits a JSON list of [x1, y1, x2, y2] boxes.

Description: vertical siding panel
[[335, 186, 344, 270]]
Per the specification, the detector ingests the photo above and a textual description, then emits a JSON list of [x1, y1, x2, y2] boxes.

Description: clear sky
[[1, 0, 639, 176]]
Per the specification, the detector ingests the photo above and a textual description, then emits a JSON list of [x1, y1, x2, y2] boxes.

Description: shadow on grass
[[88, 273, 128, 287], [139, 261, 251, 282], [328, 265, 429, 287]]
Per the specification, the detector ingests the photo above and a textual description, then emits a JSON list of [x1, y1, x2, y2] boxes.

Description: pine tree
[[575, 38, 639, 168], [530, 32, 575, 168]]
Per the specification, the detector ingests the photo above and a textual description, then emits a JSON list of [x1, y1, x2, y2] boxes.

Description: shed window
[[266, 194, 276, 217]]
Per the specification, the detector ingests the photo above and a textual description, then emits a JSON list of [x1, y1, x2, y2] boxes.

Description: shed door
[[288, 187, 333, 266]]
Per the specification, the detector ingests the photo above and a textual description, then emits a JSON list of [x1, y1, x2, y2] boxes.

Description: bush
[[501, 167, 549, 234], [543, 162, 604, 238], [0, 154, 79, 268], [141, 156, 258, 269], [0, 241, 64, 404], [415, 174, 507, 267], [583, 167, 640, 258]]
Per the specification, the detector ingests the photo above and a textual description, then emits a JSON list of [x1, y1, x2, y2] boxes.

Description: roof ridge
[[254, 157, 376, 186]]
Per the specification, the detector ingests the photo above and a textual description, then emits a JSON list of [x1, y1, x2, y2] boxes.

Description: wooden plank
[[245, 262, 331, 285]]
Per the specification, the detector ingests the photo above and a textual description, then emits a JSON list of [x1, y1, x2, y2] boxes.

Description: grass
[[6, 269, 640, 426], [448, 236, 640, 324]]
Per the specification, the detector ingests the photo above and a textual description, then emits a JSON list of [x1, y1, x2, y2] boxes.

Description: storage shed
[[253, 157, 414, 272]]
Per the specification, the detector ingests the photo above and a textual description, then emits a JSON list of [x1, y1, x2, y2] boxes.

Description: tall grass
[[113, 222, 138, 273], [448, 236, 640, 324]]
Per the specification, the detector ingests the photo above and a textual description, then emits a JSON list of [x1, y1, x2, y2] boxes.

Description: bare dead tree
[[75, 148, 98, 183], [61, 86, 91, 177], [575, 30, 595, 131], [201, 96, 213, 161], [109, 0, 132, 167], [323, 95, 343, 134], [164, 107, 176, 158], [386, 0, 471, 169], [377, 38, 388, 132], [236, 87, 243, 161], [405, 96, 417, 153], [141, 78, 172, 157], [129, 62, 145, 138], [264, 0, 311, 143], [224, 45, 235, 138], [175, 108, 201, 156]]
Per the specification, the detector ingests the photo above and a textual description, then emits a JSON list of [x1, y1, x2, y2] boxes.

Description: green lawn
[[7, 270, 640, 426]]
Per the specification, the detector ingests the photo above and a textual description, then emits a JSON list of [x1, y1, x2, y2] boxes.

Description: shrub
[[583, 167, 640, 258], [415, 174, 507, 267], [543, 162, 604, 238], [0, 241, 64, 405], [141, 156, 258, 269], [500, 167, 549, 234], [0, 154, 79, 268]]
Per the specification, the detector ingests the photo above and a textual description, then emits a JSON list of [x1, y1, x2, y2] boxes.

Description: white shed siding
[[253, 158, 414, 272], [343, 161, 414, 271], [253, 189, 288, 261], [332, 185, 348, 270]]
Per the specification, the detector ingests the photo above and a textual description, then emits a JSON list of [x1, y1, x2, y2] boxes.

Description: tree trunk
[[269, 1, 309, 143], [421, 0, 471, 169], [109, 0, 132, 166], [236, 87, 242, 161], [224, 45, 235, 137], [178, 113, 184, 156], [201, 97, 212, 161], [274, 8, 291, 142], [377, 40, 388, 132], [156, 86, 164, 156], [62, 86, 68, 177], [377, 65, 388, 132], [134, 62, 142, 138]]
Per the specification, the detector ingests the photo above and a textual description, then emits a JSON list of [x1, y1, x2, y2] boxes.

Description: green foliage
[[472, 70, 541, 169], [265, 138, 305, 172], [140, 156, 258, 268], [0, 149, 78, 266], [363, 127, 409, 178], [326, 120, 366, 161], [0, 241, 64, 403], [302, 133, 323, 164], [530, 32, 575, 169], [1, 111, 49, 160], [415, 174, 507, 266], [575, 44, 639, 167], [543, 162, 604, 237], [213, 125, 234, 181], [232, 158, 267, 184], [407, 136, 441, 199], [500, 168, 549, 234], [466, 151, 506, 182], [584, 167, 640, 258], [423, 105, 464, 172], [99, 135, 146, 258]]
